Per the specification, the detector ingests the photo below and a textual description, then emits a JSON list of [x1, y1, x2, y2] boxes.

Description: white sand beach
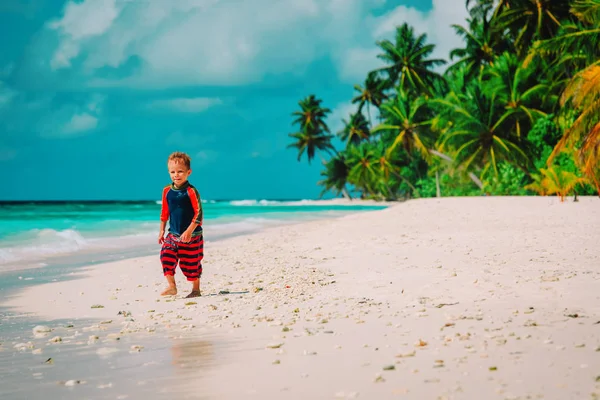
[[2, 196, 600, 400]]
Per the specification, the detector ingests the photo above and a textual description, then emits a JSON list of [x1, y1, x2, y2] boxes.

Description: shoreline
[[2, 197, 600, 399]]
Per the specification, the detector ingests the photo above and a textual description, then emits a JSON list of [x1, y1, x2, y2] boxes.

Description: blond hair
[[168, 151, 192, 169]]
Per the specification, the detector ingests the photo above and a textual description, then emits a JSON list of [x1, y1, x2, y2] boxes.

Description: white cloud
[[148, 97, 222, 113], [62, 113, 98, 134], [32, 0, 385, 88], [49, 0, 121, 70], [339, 0, 469, 82]]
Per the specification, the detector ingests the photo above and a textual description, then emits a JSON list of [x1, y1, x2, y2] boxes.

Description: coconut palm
[[485, 52, 549, 137], [372, 90, 436, 160], [492, 0, 573, 56], [373, 23, 447, 96], [549, 62, 600, 192], [292, 95, 331, 133], [338, 112, 371, 146], [432, 82, 530, 178], [448, 15, 510, 81], [524, 164, 588, 201], [352, 72, 389, 126], [345, 142, 381, 197], [288, 95, 334, 164], [317, 153, 352, 199]]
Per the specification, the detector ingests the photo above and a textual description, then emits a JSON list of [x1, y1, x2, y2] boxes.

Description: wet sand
[[2, 196, 600, 399]]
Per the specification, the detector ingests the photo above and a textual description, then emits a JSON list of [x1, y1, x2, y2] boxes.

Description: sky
[[0, 0, 468, 201]]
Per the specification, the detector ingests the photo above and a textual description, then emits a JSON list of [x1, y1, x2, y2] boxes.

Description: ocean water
[[0, 200, 386, 274]]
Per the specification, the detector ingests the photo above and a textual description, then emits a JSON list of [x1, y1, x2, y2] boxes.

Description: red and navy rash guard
[[160, 181, 203, 237]]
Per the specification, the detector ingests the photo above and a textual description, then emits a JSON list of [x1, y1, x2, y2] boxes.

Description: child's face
[[168, 160, 191, 187]]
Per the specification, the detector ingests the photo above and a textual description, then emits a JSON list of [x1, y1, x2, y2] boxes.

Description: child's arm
[[180, 186, 203, 242], [159, 186, 170, 244]]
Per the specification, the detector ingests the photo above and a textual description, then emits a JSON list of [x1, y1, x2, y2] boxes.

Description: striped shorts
[[160, 233, 204, 281]]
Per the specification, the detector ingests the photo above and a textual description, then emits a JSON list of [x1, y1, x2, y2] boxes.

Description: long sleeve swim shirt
[[160, 181, 203, 237]]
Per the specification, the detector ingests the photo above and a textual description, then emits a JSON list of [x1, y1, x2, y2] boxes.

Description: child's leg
[[177, 234, 204, 297], [160, 234, 179, 295]]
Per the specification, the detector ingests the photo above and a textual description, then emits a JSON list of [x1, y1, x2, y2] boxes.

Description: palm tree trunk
[[435, 170, 441, 197], [367, 102, 373, 127], [342, 185, 353, 200], [428, 149, 484, 190], [391, 170, 417, 192]]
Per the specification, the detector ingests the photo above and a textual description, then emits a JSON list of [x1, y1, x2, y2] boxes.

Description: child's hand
[[158, 231, 165, 244], [179, 230, 192, 243]]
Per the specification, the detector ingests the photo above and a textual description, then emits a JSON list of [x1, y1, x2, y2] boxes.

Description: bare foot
[[185, 290, 201, 298], [161, 287, 177, 296]]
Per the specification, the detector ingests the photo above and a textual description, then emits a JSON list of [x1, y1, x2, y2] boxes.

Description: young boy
[[158, 151, 204, 298]]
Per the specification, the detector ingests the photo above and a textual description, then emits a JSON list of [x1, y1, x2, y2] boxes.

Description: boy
[[158, 151, 204, 298]]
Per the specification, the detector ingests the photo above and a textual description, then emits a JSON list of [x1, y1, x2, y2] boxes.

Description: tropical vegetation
[[287, 0, 600, 201]]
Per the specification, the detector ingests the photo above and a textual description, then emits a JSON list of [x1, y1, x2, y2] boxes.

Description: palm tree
[[492, 0, 573, 56], [485, 52, 548, 137], [432, 82, 530, 178], [288, 95, 334, 164], [524, 165, 588, 201], [346, 142, 380, 197], [287, 129, 335, 164], [292, 95, 331, 133], [352, 72, 390, 125], [373, 23, 447, 96], [549, 62, 600, 193], [338, 112, 371, 146], [317, 153, 352, 199], [448, 15, 510, 81], [372, 90, 436, 161]]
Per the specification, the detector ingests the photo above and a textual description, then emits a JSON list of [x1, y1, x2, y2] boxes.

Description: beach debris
[[273, 360, 281, 364], [61, 380, 85, 386], [44, 358, 53, 364], [253, 287, 263, 293], [266, 342, 284, 349], [219, 290, 230, 295], [489, 366, 497, 371], [566, 313, 579, 318], [91, 304, 104, 309], [33, 325, 52, 335], [396, 350, 416, 358], [436, 302, 459, 308], [87, 335, 99, 345], [383, 365, 395, 371], [117, 310, 132, 317], [374, 375, 385, 383], [14, 342, 35, 351], [100, 320, 112, 324], [415, 339, 428, 347], [184, 302, 197, 306], [48, 336, 62, 343], [434, 360, 444, 368], [130, 345, 144, 352], [441, 323, 455, 331]]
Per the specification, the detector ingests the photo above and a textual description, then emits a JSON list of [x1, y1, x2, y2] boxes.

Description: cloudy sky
[[0, 0, 468, 201]]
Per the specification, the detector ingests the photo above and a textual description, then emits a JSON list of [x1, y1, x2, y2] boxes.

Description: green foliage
[[287, 0, 600, 200]]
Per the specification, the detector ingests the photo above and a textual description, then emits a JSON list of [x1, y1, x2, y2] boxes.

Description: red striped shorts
[[160, 233, 204, 281]]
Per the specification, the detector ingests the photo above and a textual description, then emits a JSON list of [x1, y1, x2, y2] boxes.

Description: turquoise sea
[[0, 199, 386, 275]]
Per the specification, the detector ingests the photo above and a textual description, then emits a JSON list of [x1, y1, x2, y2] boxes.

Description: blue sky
[[0, 0, 467, 201]]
